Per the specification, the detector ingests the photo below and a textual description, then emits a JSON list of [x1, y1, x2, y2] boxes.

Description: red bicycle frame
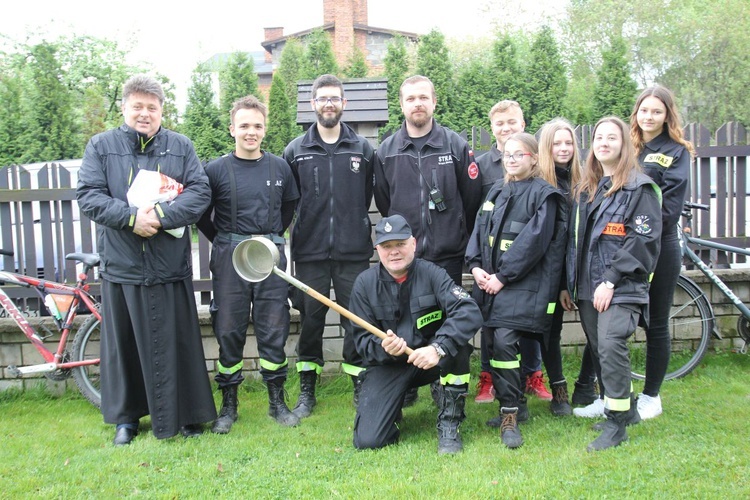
[[0, 269, 101, 376]]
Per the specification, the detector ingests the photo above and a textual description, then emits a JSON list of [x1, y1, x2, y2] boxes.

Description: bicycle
[[0, 249, 102, 407], [629, 201, 750, 380]]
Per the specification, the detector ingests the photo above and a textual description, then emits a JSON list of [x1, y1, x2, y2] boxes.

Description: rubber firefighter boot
[[592, 393, 640, 431], [267, 378, 300, 427], [292, 371, 318, 419], [587, 409, 629, 451], [211, 385, 239, 434], [437, 384, 468, 455]]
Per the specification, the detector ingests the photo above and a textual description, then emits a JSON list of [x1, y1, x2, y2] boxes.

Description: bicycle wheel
[[630, 275, 714, 381], [71, 314, 102, 408]]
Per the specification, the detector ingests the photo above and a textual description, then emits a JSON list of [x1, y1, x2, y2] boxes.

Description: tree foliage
[[593, 35, 637, 122], [182, 64, 228, 162], [0, 70, 26, 166], [416, 29, 456, 128], [525, 26, 567, 133], [218, 52, 260, 130], [0, 34, 164, 166], [302, 29, 339, 79], [489, 33, 529, 113], [277, 38, 306, 109], [453, 58, 493, 135], [381, 35, 411, 136], [563, 0, 750, 130], [19, 42, 82, 162], [343, 46, 368, 78], [265, 72, 297, 156]]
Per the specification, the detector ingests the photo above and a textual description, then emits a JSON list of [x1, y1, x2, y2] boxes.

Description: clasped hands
[[133, 206, 162, 238], [471, 267, 504, 294]]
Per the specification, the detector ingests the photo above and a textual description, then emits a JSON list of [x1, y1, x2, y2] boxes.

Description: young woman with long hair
[[565, 116, 662, 451], [466, 132, 567, 449], [629, 85, 693, 419], [537, 118, 583, 416]]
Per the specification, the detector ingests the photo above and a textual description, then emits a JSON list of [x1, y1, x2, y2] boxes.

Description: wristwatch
[[431, 342, 446, 358], [604, 281, 615, 290]]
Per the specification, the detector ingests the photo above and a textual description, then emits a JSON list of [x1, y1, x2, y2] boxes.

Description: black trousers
[[211, 237, 291, 386], [294, 259, 369, 372], [540, 301, 566, 384], [643, 232, 681, 396], [480, 329, 546, 377], [427, 255, 463, 286], [353, 343, 472, 450]]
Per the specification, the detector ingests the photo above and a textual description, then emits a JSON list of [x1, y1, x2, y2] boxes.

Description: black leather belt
[[216, 231, 285, 245]]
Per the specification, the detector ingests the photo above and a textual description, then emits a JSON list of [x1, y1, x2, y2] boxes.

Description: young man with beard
[[283, 74, 375, 416], [373, 75, 482, 405], [473, 101, 552, 405], [197, 95, 300, 432], [374, 76, 482, 287]]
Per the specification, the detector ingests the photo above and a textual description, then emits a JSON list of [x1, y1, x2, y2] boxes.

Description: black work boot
[[487, 397, 529, 427], [588, 409, 629, 451], [436, 384, 467, 455], [211, 385, 239, 434], [500, 407, 524, 449], [351, 374, 363, 407], [592, 394, 641, 431], [572, 379, 599, 406], [550, 380, 573, 416], [266, 378, 300, 427], [292, 371, 317, 419]]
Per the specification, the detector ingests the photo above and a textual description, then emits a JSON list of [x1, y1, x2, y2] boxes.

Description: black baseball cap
[[374, 215, 413, 246]]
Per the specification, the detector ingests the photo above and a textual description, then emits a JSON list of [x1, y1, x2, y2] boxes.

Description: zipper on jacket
[[418, 153, 430, 250], [328, 153, 335, 256]]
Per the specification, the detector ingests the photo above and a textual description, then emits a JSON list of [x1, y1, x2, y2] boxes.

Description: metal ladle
[[232, 237, 413, 355]]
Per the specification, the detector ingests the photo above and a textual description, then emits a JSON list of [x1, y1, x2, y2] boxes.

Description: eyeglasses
[[314, 97, 343, 105], [503, 152, 532, 162]]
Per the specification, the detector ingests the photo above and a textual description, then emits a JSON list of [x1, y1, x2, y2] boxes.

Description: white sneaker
[[573, 397, 605, 418], [637, 393, 662, 420]]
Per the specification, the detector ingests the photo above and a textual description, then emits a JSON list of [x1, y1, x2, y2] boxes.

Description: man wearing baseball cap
[[349, 215, 482, 454]]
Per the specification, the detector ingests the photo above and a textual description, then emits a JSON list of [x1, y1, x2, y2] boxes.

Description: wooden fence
[[1, 122, 749, 311]]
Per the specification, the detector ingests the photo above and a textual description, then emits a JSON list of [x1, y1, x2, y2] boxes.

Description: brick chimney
[[354, 0, 368, 25], [263, 27, 284, 63], [324, 0, 366, 64]]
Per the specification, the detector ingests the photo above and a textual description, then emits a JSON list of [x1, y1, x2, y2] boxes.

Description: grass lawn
[[1, 351, 749, 498]]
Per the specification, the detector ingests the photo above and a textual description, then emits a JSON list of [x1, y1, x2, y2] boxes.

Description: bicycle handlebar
[[684, 201, 709, 211]]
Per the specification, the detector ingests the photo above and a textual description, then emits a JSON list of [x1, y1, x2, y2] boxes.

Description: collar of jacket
[[489, 144, 503, 164], [555, 164, 570, 182], [300, 121, 358, 149], [120, 123, 162, 153], [644, 128, 671, 151], [395, 119, 444, 152]]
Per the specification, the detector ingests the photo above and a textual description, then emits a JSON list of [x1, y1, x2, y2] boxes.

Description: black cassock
[[99, 277, 216, 439]]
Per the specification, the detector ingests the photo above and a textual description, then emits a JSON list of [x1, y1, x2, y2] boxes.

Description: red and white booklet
[[126, 170, 185, 238]]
